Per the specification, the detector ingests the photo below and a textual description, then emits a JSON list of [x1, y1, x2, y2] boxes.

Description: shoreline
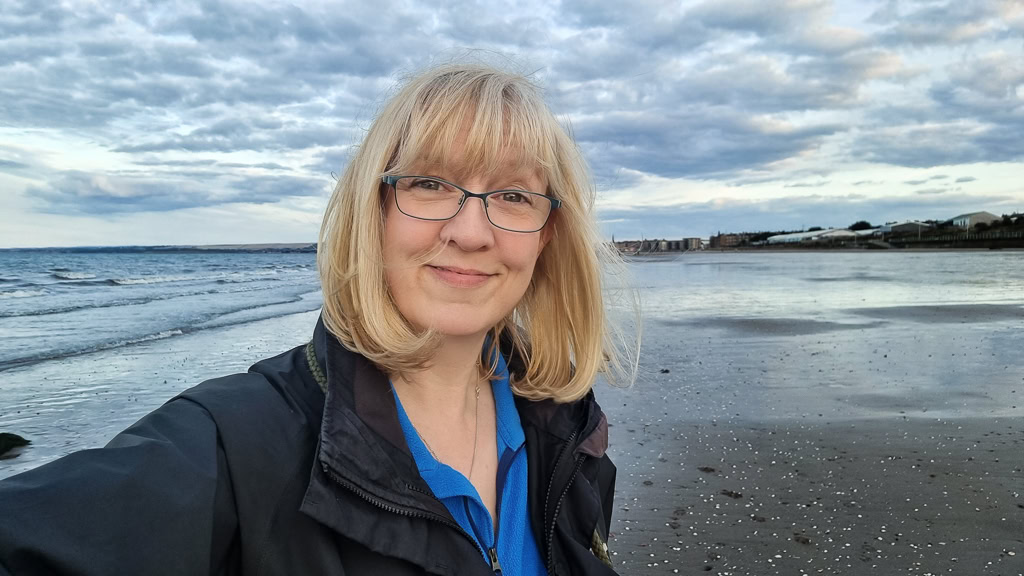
[[625, 247, 1024, 255], [0, 309, 322, 480]]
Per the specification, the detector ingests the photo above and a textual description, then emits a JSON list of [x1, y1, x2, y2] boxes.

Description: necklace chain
[[421, 382, 481, 479]]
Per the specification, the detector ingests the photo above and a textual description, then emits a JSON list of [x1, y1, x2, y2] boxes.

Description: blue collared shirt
[[392, 351, 546, 575]]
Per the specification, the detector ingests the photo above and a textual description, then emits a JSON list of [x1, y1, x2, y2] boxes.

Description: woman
[[0, 63, 632, 575]]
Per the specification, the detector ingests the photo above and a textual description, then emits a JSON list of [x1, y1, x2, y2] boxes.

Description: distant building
[[683, 237, 702, 251], [880, 221, 933, 235], [613, 240, 642, 254], [766, 230, 827, 244], [766, 229, 857, 244], [710, 233, 747, 248], [818, 229, 857, 241], [949, 211, 999, 229]]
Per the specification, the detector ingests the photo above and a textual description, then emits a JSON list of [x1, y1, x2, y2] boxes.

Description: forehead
[[390, 90, 556, 190], [411, 147, 547, 187]]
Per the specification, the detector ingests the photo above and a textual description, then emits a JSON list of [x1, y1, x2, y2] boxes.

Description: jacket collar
[[308, 316, 441, 512], [305, 315, 608, 504]]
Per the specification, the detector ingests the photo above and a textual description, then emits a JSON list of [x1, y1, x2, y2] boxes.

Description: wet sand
[[601, 413, 1022, 575], [600, 313, 1023, 575]]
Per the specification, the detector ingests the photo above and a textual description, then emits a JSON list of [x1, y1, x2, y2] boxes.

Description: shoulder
[[176, 343, 325, 470], [179, 343, 324, 431]]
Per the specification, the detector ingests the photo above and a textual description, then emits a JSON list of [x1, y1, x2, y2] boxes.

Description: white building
[[766, 229, 856, 244], [853, 228, 881, 237], [949, 211, 999, 229]]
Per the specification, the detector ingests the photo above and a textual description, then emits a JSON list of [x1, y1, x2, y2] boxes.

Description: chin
[[410, 304, 502, 337], [424, 317, 495, 338]]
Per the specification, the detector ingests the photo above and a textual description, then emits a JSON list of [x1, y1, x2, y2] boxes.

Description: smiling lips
[[428, 265, 494, 288]]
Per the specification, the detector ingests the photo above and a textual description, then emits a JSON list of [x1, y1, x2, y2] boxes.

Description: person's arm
[[0, 398, 238, 576]]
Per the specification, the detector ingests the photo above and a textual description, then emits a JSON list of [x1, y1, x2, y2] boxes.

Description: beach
[[2, 251, 1022, 575], [601, 314, 1022, 575]]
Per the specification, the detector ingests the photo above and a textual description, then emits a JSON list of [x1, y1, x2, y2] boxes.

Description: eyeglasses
[[382, 175, 560, 233]]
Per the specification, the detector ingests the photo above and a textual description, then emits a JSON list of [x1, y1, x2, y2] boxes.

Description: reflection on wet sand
[[602, 252, 1023, 574]]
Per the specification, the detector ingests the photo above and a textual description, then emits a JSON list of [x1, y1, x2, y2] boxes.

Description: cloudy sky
[[1, 0, 1022, 247]]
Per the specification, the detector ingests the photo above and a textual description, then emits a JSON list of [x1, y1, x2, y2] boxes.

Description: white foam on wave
[[109, 275, 192, 285], [53, 271, 97, 280], [0, 288, 48, 299], [112, 329, 185, 347]]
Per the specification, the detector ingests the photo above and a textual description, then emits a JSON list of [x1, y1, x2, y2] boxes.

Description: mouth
[[428, 265, 495, 287], [430, 265, 492, 276]]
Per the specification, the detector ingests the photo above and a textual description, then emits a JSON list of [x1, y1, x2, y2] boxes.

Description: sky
[[1, 0, 1022, 247]]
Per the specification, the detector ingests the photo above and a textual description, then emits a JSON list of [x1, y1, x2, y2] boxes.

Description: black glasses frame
[[382, 175, 561, 233]]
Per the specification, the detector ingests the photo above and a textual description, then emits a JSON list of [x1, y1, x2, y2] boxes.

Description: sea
[[1, 249, 1023, 483], [0, 250, 321, 372]]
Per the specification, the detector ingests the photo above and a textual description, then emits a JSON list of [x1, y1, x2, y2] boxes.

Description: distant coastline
[[0, 243, 318, 254]]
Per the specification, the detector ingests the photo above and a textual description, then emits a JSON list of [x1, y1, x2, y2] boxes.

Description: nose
[[440, 187, 495, 251]]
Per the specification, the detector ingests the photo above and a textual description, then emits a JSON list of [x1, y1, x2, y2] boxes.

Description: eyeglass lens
[[392, 177, 551, 232]]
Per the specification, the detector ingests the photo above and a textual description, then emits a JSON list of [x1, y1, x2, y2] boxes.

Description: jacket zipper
[[462, 444, 521, 574], [542, 426, 585, 576], [545, 454, 588, 576], [322, 464, 487, 563], [487, 547, 503, 574]]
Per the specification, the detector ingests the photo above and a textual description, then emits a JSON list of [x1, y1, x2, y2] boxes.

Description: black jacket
[[0, 319, 618, 575]]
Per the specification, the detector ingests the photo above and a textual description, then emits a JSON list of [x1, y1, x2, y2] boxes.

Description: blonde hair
[[318, 62, 636, 403]]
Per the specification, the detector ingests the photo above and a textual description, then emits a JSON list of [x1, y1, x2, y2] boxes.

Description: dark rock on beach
[[0, 433, 30, 460]]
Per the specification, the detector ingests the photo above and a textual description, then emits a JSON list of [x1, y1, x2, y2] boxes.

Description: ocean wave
[[0, 328, 188, 373], [0, 292, 322, 373], [0, 276, 19, 283], [0, 282, 287, 319], [118, 329, 184, 345], [216, 276, 282, 284], [108, 275, 192, 285], [52, 271, 98, 280], [0, 289, 47, 299]]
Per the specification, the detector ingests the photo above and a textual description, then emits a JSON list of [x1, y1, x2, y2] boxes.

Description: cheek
[[502, 238, 544, 289]]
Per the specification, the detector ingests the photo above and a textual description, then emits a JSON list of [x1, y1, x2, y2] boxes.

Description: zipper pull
[[488, 547, 503, 574]]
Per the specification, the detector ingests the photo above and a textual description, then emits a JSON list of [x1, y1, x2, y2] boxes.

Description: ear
[[538, 213, 556, 255]]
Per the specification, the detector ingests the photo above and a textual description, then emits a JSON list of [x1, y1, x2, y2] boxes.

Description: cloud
[[914, 188, 948, 195], [0, 159, 29, 172], [784, 181, 831, 188], [0, 0, 1022, 244], [574, 108, 842, 181], [955, 176, 977, 183], [871, 0, 1012, 47], [27, 169, 329, 215]]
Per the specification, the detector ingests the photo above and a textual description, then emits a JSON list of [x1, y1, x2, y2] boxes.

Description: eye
[[411, 178, 442, 190], [499, 191, 531, 204]]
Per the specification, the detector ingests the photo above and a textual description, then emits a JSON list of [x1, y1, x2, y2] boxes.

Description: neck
[[391, 332, 488, 417]]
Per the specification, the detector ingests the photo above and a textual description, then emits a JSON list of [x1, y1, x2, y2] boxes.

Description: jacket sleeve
[[599, 454, 616, 537], [0, 397, 239, 576]]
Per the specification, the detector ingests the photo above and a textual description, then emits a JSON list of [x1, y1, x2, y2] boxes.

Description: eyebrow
[[410, 161, 544, 189]]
